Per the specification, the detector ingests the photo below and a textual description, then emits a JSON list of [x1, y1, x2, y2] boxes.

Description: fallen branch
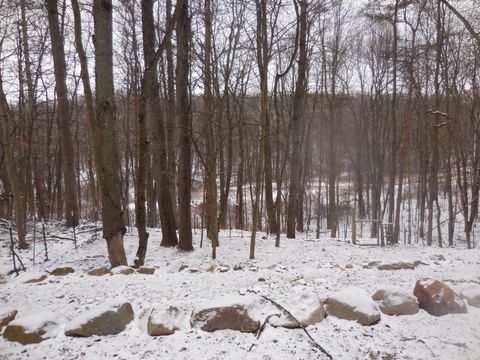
[[248, 290, 333, 359]]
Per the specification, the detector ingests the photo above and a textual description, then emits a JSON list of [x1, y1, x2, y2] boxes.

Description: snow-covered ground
[[1, 225, 479, 359]]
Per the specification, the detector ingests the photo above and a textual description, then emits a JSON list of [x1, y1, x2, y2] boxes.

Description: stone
[[362, 261, 381, 269], [0, 274, 7, 285], [377, 261, 424, 270], [372, 287, 419, 315], [87, 267, 111, 276], [110, 266, 135, 275], [268, 291, 326, 328], [413, 279, 467, 316], [65, 301, 134, 337], [147, 305, 189, 336], [233, 263, 258, 272], [178, 265, 201, 273], [459, 284, 480, 308], [17, 271, 48, 284], [430, 254, 446, 262], [136, 266, 155, 275], [326, 287, 381, 326], [206, 265, 229, 273], [3, 312, 59, 344], [337, 263, 353, 270], [191, 295, 261, 333], [0, 309, 17, 328], [49, 266, 75, 276]]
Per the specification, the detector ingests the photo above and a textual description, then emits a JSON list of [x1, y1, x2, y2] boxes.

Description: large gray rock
[[65, 301, 134, 337], [377, 260, 423, 270], [148, 305, 189, 336], [460, 284, 480, 308], [326, 287, 381, 325], [136, 266, 155, 275], [17, 271, 47, 284], [87, 267, 111, 276], [110, 266, 135, 275], [0, 309, 17, 328], [414, 279, 467, 316], [268, 291, 326, 328], [191, 295, 261, 333], [372, 287, 419, 315], [49, 266, 75, 276], [3, 312, 59, 344]]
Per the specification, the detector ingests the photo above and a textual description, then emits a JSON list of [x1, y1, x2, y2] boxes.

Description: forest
[[0, 0, 479, 358], [0, 0, 479, 263]]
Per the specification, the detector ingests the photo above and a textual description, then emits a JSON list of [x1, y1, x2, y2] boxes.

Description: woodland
[[0, 0, 479, 263]]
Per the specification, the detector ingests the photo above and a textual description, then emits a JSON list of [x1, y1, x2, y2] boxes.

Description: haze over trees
[[0, 0, 478, 266]]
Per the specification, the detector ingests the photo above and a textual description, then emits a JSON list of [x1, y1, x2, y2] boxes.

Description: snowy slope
[[1, 226, 479, 359]]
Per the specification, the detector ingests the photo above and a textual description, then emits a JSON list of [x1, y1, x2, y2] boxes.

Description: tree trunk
[[286, 0, 307, 239], [176, 0, 193, 251], [46, 0, 79, 227], [93, 0, 127, 266], [0, 77, 28, 249], [203, 0, 218, 257]]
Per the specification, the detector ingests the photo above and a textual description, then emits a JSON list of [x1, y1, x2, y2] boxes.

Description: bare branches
[[439, 0, 480, 47]]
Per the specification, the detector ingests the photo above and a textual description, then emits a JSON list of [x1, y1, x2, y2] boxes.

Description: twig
[[257, 314, 280, 339], [248, 290, 333, 359]]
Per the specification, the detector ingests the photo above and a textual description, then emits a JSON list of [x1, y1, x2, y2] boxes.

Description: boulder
[[268, 291, 326, 328], [459, 284, 480, 308], [87, 267, 111, 276], [3, 312, 59, 344], [49, 266, 75, 276], [326, 287, 381, 325], [136, 266, 155, 275], [0, 309, 17, 328], [372, 287, 419, 315], [191, 295, 261, 333], [17, 271, 47, 284], [413, 279, 467, 316], [110, 266, 135, 275], [377, 260, 423, 270], [65, 301, 134, 337], [148, 305, 189, 336]]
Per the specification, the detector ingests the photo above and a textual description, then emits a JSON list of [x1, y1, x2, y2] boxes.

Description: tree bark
[[287, 0, 307, 239], [46, 0, 79, 227], [93, 0, 127, 266], [176, 0, 193, 250]]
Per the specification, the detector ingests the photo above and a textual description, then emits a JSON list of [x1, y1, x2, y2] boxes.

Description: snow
[[149, 305, 190, 332], [7, 312, 60, 338], [0, 307, 16, 320], [375, 286, 418, 306], [14, 270, 47, 284], [268, 290, 323, 327], [328, 287, 379, 317], [1, 226, 480, 359]]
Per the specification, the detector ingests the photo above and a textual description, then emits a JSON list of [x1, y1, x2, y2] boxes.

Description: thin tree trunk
[[0, 77, 28, 249], [286, 0, 307, 239], [46, 0, 79, 227], [176, 0, 193, 250]]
